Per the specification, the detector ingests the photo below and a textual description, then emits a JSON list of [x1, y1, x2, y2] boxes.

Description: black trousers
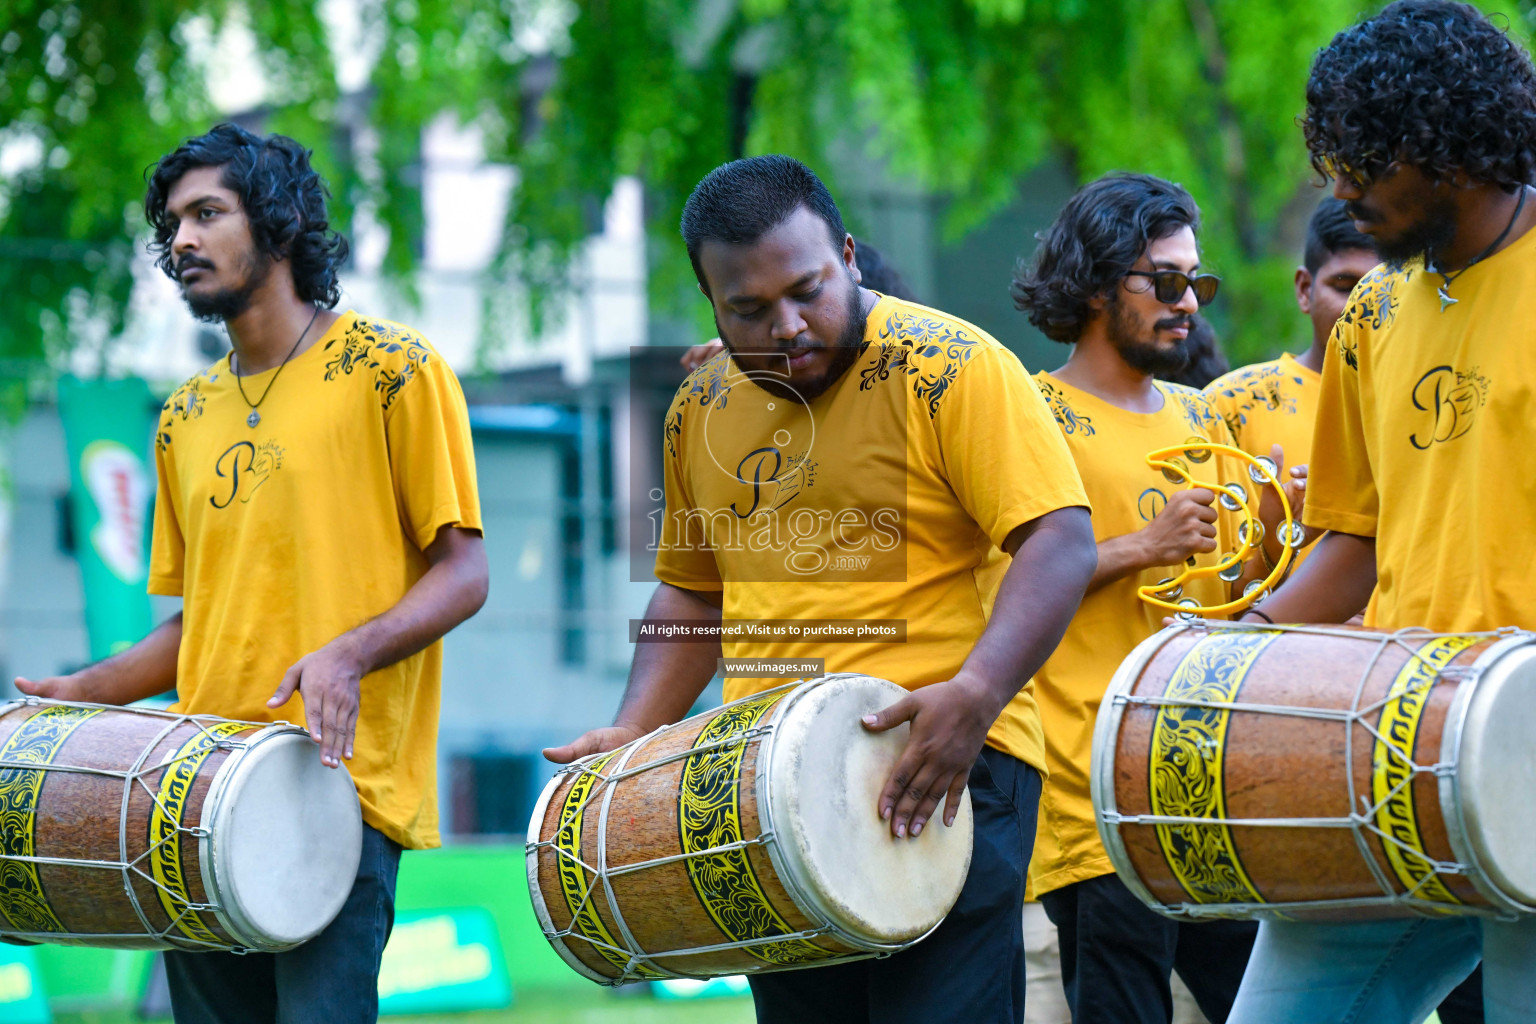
[[750, 747, 1042, 1024], [1039, 872, 1256, 1024], [164, 825, 402, 1024], [1437, 964, 1484, 1024]]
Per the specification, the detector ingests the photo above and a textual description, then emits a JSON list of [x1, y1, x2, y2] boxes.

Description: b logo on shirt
[[209, 440, 285, 509], [1409, 366, 1490, 450], [730, 447, 815, 518]]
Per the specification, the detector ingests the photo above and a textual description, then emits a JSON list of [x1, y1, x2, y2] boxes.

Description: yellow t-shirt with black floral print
[[1028, 373, 1241, 896], [653, 295, 1089, 771], [150, 311, 482, 850], [1308, 235, 1536, 633]]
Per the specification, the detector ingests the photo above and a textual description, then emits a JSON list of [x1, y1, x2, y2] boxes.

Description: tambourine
[[1136, 442, 1302, 618]]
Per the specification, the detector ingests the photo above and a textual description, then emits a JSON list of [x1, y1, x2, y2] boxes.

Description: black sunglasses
[[1124, 269, 1221, 306]]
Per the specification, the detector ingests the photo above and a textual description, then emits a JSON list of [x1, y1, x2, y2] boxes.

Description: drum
[[0, 699, 363, 950], [1094, 622, 1536, 921], [526, 674, 974, 983]]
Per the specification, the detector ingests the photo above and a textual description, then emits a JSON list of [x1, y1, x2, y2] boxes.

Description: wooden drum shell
[[0, 702, 260, 948], [529, 676, 976, 984], [527, 686, 859, 982], [1095, 625, 1518, 922]]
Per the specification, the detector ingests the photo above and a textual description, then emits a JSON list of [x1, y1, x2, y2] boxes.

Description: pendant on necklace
[[247, 410, 261, 428], [1438, 284, 1458, 312]]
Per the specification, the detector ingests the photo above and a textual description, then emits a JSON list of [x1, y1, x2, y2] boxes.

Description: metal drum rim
[[524, 752, 628, 986], [1441, 633, 1536, 917], [760, 674, 965, 955], [202, 724, 363, 952]]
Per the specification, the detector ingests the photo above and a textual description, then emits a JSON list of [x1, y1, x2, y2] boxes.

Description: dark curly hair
[[144, 123, 349, 307], [1303, 0, 1536, 190], [1012, 173, 1201, 344]]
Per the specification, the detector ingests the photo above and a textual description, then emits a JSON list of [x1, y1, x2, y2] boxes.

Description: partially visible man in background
[[1204, 197, 1379, 575]]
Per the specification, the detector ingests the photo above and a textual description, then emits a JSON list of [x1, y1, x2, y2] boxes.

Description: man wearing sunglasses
[[1225, 3, 1536, 1021], [1011, 172, 1257, 1024]]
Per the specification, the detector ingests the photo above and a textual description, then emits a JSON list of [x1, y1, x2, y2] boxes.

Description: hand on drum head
[[268, 637, 364, 769], [542, 724, 647, 764], [861, 674, 997, 840]]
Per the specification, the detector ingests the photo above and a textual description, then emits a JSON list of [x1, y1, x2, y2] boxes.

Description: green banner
[[378, 907, 513, 1015], [0, 944, 50, 1024], [57, 375, 155, 661]]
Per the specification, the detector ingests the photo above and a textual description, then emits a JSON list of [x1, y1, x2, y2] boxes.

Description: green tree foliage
[[3, 0, 1533, 394]]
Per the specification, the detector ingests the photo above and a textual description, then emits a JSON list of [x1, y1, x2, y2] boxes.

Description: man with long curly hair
[[1227, 2, 1536, 1020], [15, 124, 489, 1023], [1012, 171, 1256, 1024]]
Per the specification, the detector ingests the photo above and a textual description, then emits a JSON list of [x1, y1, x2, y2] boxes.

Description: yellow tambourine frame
[[1136, 442, 1296, 617]]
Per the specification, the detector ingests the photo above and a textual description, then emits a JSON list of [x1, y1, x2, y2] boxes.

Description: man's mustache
[[176, 255, 214, 276], [1155, 315, 1191, 333], [1345, 201, 1379, 224]]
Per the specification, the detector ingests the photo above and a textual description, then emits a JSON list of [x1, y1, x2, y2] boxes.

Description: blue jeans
[[164, 825, 402, 1024], [1229, 916, 1536, 1024], [749, 747, 1040, 1024]]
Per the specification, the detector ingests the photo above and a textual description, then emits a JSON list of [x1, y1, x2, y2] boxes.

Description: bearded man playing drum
[[545, 154, 1096, 1023], [13, 124, 488, 1023], [1222, 3, 1536, 1021], [1011, 172, 1259, 1024]]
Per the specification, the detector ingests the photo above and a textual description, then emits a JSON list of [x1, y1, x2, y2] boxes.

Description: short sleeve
[[1305, 317, 1378, 537], [652, 390, 724, 591], [935, 346, 1090, 549], [147, 433, 185, 597], [385, 352, 483, 552]]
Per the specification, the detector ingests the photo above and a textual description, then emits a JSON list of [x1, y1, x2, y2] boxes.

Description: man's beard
[[1106, 290, 1191, 377], [724, 275, 867, 402], [180, 245, 272, 323], [1351, 195, 1457, 269]]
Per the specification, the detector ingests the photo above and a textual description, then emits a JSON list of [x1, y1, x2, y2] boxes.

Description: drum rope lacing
[[528, 680, 910, 982], [0, 700, 289, 952], [529, 716, 849, 982], [1100, 622, 1533, 921]]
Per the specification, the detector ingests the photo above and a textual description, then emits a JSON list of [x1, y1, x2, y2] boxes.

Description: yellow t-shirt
[[1308, 242, 1535, 633], [149, 311, 482, 850], [653, 296, 1089, 771], [1029, 373, 1241, 895], [1205, 352, 1322, 569]]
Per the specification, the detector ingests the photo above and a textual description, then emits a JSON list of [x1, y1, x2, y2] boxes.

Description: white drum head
[[1456, 644, 1536, 907], [206, 729, 364, 950], [765, 675, 973, 946]]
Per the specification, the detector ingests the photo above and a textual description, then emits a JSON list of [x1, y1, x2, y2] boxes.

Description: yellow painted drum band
[[148, 721, 250, 944], [1370, 635, 1478, 906], [1148, 629, 1277, 905], [0, 706, 102, 933], [550, 749, 649, 976], [678, 689, 837, 967]]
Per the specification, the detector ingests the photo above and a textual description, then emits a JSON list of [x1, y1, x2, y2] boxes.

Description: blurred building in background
[[0, 65, 1072, 850]]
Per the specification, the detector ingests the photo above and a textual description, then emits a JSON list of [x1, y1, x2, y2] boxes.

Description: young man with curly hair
[[15, 123, 489, 1023], [1227, 2, 1536, 1020], [1012, 172, 1257, 1024]]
